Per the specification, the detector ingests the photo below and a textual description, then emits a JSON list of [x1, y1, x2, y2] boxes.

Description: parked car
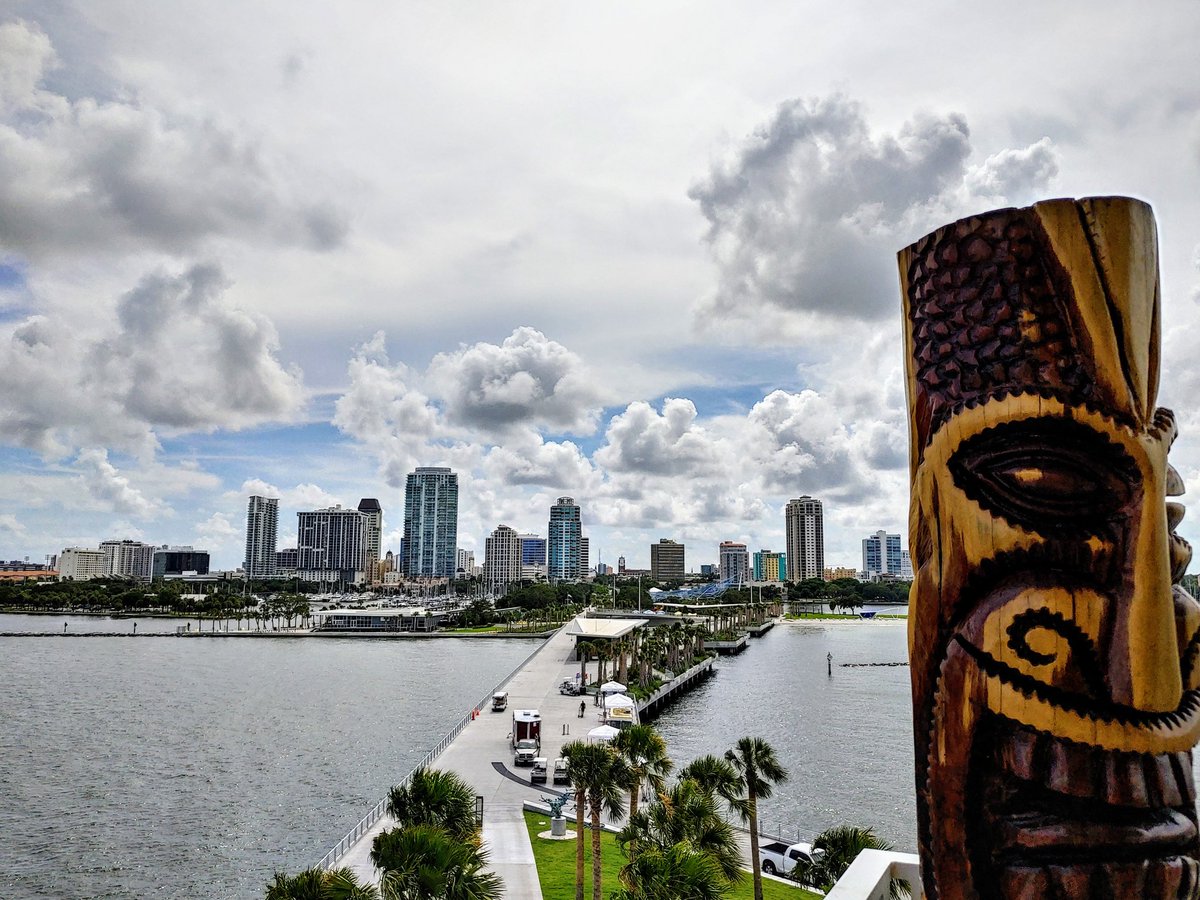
[[552, 757, 570, 785], [514, 738, 539, 767], [759, 840, 819, 877], [558, 679, 582, 696], [530, 758, 549, 783], [491, 691, 508, 711]]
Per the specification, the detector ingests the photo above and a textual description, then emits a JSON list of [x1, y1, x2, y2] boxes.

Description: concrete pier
[[326, 625, 601, 897], [319, 619, 746, 897]]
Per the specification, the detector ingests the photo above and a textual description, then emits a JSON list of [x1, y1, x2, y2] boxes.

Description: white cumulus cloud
[[690, 93, 1059, 326]]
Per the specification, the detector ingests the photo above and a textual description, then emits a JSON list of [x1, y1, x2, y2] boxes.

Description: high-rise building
[[785, 496, 824, 581], [401, 467, 459, 577], [519, 533, 547, 580], [245, 495, 279, 578], [753, 550, 787, 582], [547, 497, 583, 581], [719, 541, 750, 584], [357, 498, 383, 581], [484, 525, 522, 596], [101, 539, 155, 582], [900, 549, 913, 580], [456, 548, 475, 577], [58, 547, 107, 581], [152, 546, 210, 578], [580, 537, 589, 576], [297, 506, 366, 584], [618, 555, 626, 574], [650, 538, 685, 582], [862, 530, 904, 578]]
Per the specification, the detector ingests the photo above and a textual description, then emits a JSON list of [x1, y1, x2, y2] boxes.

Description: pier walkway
[[331, 625, 603, 897]]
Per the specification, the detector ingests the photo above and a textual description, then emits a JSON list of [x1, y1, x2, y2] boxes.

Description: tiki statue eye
[[949, 419, 1139, 536]]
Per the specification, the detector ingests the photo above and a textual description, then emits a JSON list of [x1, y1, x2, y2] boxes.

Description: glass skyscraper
[[401, 467, 459, 577], [547, 496, 582, 581]]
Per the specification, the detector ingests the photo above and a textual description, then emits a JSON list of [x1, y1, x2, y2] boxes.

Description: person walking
[[578, 700, 586, 718]]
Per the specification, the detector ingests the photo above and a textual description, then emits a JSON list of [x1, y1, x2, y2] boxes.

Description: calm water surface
[[0, 628, 535, 899], [653, 622, 918, 847]]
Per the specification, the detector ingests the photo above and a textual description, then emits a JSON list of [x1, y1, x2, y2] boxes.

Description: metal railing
[[315, 632, 555, 870], [636, 656, 715, 711]]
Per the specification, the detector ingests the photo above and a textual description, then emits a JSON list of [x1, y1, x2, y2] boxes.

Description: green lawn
[[522, 811, 820, 900]]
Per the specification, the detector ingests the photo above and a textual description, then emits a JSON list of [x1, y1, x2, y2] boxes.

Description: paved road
[[338, 625, 607, 898]]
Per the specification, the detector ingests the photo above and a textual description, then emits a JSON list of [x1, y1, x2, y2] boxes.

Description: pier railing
[[316, 633, 554, 870]]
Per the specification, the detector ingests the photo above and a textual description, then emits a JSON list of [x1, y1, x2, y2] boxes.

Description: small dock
[[636, 656, 715, 718]]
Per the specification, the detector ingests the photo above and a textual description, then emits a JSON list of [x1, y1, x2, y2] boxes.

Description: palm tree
[[790, 825, 908, 897], [725, 737, 789, 900], [617, 776, 743, 885], [385, 768, 478, 841], [611, 843, 727, 900], [678, 755, 742, 811], [577, 640, 596, 687], [264, 867, 379, 900], [611, 725, 672, 863], [564, 741, 629, 900], [370, 825, 501, 900], [560, 740, 590, 900]]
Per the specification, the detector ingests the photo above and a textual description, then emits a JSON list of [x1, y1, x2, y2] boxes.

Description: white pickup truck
[[758, 840, 819, 877]]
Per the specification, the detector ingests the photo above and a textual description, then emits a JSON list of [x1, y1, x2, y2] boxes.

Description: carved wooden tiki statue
[[899, 197, 1200, 898]]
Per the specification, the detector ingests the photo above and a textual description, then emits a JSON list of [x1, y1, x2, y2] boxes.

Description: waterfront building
[[401, 467, 459, 577], [101, 539, 155, 582], [275, 547, 299, 574], [719, 541, 750, 584], [752, 549, 787, 582], [862, 530, 904, 578], [57, 547, 107, 581], [650, 538, 685, 582], [519, 533, 547, 580], [244, 495, 279, 578], [152, 546, 210, 579], [357, 498, 383, 582], [455, 548, 475, 577], [901, 549, 914, 579], [297, 506, 366, 584], [484, 525, 522, 597], [824, 566, 860, 581], [785, 496, 824, 581], [547, 497, 583, 581]]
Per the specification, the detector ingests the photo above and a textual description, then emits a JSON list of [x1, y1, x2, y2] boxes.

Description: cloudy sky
[[2, 2, 1200, 571]]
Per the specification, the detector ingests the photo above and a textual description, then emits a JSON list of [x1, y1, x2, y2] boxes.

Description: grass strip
[[521, 810, 819, 900]]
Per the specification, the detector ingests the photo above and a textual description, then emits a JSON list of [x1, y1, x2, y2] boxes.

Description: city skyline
[[3, 8, 1200, 578]]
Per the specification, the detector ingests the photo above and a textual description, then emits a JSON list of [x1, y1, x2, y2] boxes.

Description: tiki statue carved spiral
[[900, 197, 1200, 898]]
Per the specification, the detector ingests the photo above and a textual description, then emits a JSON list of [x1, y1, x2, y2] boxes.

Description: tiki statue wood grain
[[899, 197, 1200, 899]]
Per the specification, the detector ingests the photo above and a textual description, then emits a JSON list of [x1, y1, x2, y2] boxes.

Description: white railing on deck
[[825, 849, 923, 899], [315, 633, 553, 870]]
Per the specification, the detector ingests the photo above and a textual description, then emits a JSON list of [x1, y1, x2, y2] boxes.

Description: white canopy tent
[[599, 681, 627, 694], [587, 724, 620, 743], [603, 693, 636, 709]]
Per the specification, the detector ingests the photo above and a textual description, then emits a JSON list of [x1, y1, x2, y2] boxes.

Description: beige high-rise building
[[650, 538, 685, 582], [58, 547, 107, 581], [484, 525, 522, 597], [785, 496, 824, 581]]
